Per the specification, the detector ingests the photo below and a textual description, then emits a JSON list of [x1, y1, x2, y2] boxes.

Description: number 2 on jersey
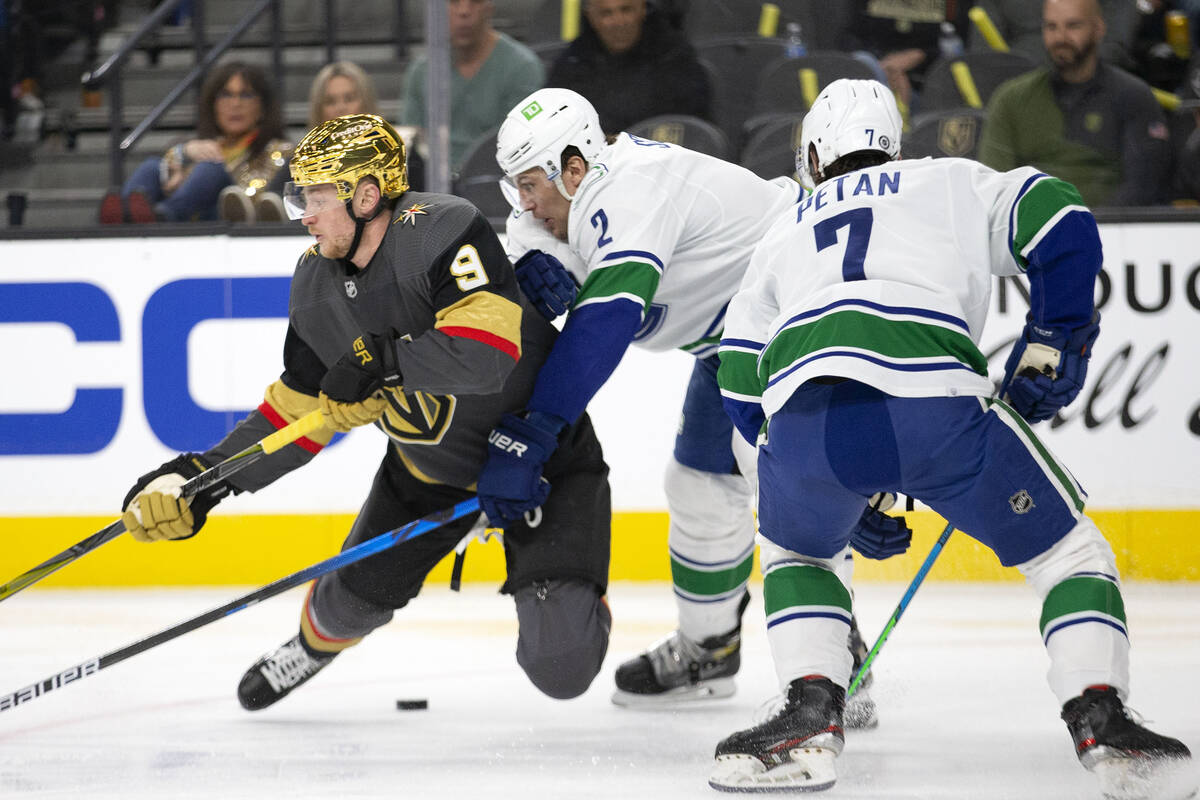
[[814, 208, 874, 281]]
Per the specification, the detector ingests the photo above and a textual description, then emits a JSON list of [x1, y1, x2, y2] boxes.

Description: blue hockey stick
[[0, 498, 481, 714], [848, 520, 955, 697]]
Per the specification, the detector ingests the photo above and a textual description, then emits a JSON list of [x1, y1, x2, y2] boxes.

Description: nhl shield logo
[[1009, 489, 1035, 514], [344, 279, 358, 298]]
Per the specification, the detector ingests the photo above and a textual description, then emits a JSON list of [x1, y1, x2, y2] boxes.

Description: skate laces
[[259, 641, 327, 693]]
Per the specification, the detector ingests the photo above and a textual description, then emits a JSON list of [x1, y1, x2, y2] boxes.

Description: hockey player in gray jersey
[[475, 87, 886, 724], [709, 79, 1191, 795], [119, 114, 613, 708]]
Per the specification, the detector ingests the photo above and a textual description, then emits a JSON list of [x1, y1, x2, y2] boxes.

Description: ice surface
[[1, 582, 1197, 799]]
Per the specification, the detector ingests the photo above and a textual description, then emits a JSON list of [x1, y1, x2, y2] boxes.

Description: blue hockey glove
[[999, 313, 1100, 423], [849, 505, 912, 560], [477, 411, 565, 527], [514, 250, 577, 320]]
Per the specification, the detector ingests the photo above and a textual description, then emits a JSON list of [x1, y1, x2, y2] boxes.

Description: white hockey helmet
[[798, 79, 902, 189], [496, 88, 606, 198]]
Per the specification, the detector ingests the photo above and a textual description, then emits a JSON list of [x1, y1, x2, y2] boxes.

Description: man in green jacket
[[978, 0, 1171, 207]]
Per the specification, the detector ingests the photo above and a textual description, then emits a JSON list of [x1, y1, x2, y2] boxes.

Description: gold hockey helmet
[[289, 113, 409, 200]]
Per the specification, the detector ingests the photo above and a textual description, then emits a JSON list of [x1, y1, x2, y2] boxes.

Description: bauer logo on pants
[[1009, 490, 1035, 514]]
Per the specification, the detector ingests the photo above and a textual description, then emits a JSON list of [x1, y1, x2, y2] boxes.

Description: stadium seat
[[695, 35, 787, 149], [750, 52, 878, 121], [904, 108, 988, 160], [627, 114, 732, 159], [738, 113, 804, 181], [919, 51, 1036, 113], [452, 126, 510, 227]]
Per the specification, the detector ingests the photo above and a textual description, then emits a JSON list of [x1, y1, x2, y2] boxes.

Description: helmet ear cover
[[797, 79, 902, 190], [290, 113, 409, 200]]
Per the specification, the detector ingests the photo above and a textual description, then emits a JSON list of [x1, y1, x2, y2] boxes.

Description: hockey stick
[[847, 520, 955, 697], [0, 410, 327, 605], [0, 497, 481, 714]]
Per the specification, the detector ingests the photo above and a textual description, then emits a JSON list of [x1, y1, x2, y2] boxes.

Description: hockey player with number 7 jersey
[[710, 78, 1191, 795]]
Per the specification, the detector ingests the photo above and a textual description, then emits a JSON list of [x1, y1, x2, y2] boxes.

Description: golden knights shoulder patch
[[397, 202, 432, 226]]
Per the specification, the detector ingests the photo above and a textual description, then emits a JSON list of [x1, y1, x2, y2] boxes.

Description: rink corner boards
[[2, 509, 1198, 587]]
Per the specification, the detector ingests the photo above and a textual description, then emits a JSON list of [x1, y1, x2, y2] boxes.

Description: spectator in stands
[[547, 0, 711, 134], [400, 0, 543, 183], [837, 0, 971, 111], [308, 60, 379, 129], [979, 0, 1172, 207], [100, 61, 291, 224], [1173, 55, 1200, 201], [969, 0, 1140, 69]]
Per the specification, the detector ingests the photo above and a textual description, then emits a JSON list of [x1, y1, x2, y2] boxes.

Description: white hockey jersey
[[507, 132, 799, 358], [718, 157, 1096, 416]]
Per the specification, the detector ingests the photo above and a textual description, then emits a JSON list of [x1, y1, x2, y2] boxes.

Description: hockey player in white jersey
[[710, 78, 1192, 795], [476, 87, 886, 721]]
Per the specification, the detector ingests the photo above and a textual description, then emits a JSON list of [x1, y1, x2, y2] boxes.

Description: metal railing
[[81, 0, 289, 189]]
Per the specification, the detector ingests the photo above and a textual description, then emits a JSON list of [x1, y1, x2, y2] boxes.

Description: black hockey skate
[[611, 593, 749, 707], [844, 615, 878, 730], [1062, 685, 1193, 799], [237, 634, 336, 711], [710, 675, 846, 793]]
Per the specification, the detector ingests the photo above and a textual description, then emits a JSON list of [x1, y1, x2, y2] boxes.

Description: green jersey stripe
[[1011, 177, 1086, 266], [717, 350, 763, 397], [763, 564, 852, 617], [761, 310, 988, 384], [576, 260, 661, 309]]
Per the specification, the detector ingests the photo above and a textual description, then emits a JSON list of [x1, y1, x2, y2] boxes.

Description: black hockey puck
[[396, 698, 429, 710]]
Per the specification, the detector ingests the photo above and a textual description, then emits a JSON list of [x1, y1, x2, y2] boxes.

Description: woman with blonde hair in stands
[[308, 60, 379, 128]]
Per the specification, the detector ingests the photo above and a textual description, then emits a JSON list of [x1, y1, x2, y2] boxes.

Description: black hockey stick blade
[[0, 497, 481, 714], [0, 411, 326, 605]]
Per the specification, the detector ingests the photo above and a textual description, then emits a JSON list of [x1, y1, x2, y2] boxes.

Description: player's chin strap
[[337, 196, 389, 274]]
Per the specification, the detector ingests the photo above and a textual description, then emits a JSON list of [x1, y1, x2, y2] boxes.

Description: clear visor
[[282, 181, 341, 220], [498, 178, 522, 212]]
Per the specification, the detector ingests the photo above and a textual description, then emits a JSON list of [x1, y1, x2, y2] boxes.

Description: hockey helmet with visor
[[283, 113, 409, 220]]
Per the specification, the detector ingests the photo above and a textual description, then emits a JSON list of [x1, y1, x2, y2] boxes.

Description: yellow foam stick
[[800, 68, 820, 108], [758, 3, 780, 38], [969, 7, 1009, 52], [262, 409, 327, 454], [951, 61, 983, 108], [561, 0, 580, 41]]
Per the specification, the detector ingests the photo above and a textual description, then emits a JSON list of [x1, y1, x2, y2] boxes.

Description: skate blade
[[611, 677, 736, 708], [709, 747, 837, 793], [1093, 753, 1197, 800]]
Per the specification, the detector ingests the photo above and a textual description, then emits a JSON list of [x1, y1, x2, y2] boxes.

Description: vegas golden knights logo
[[649, 122, 685, 145], [937, 115, 979, 158], [377, 387, 456, 444]]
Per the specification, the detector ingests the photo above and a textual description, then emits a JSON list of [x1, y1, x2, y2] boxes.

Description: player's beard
[[317, 229, 355, 260], [1049, 37, 1097, 74]]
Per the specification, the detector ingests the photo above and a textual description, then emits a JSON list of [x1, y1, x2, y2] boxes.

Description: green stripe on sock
[[671, 553, 754, 597], [763, 564, 852, 617], [1040, 576, 1126, 635]]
